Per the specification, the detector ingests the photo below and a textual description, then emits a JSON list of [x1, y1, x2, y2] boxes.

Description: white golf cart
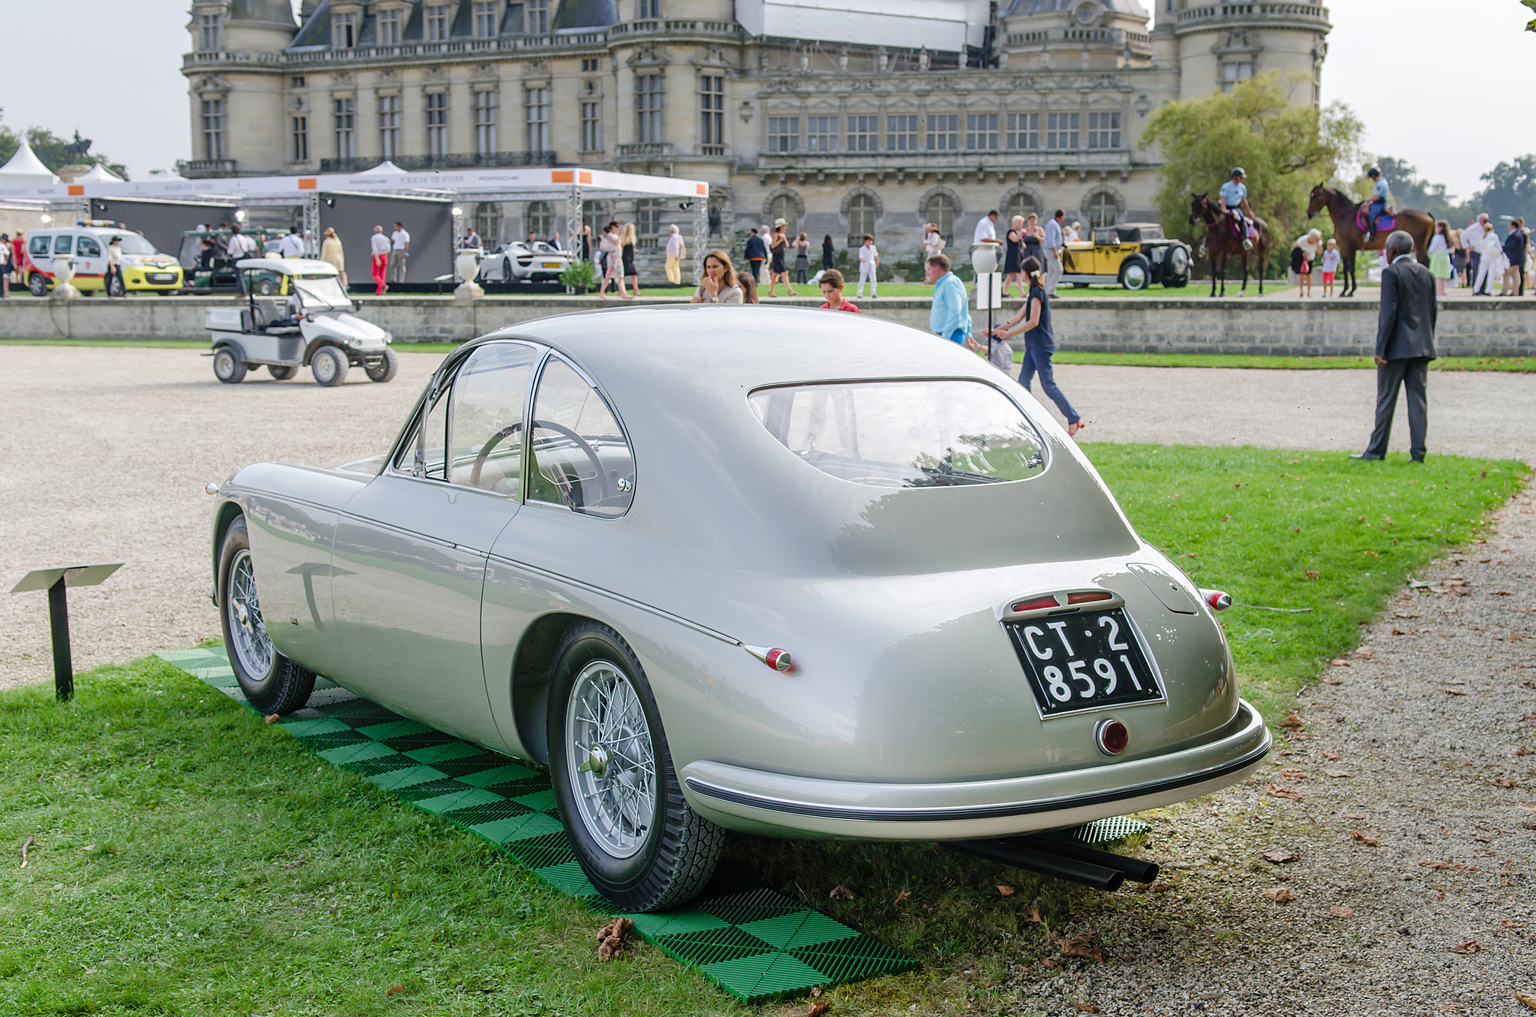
[[205, 258, 398, 387]]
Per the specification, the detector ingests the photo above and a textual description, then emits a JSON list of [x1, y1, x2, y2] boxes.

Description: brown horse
[[1306, 184, 1435, 297], [1189, 193, 1271, 297]]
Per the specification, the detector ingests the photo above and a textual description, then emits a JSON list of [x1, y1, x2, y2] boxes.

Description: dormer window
[[528, 0, 549, 34], [426, 4, 450, 42], [198, 13, 221, 51], [473, 1, 499, 37], [377, 8, 402, 45], [333, 11, 358, 49], [638, 0, 662, 17]]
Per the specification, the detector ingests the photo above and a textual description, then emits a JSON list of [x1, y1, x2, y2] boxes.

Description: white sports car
[[481, 241, 575, 284]]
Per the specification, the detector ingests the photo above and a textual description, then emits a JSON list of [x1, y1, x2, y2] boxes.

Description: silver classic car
[[209, 307, 1269, 912]]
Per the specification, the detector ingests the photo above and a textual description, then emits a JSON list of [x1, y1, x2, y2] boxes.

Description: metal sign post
[[9, 563, 124, 701], [975, 272, 1005, 363]]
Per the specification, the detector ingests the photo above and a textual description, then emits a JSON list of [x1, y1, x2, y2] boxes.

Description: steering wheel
[[469, 419, 608, 507]]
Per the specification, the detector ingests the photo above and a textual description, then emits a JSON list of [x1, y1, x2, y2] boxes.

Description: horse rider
[[1363, 167, 1391, 244], [1218, 168, 1255, 252]]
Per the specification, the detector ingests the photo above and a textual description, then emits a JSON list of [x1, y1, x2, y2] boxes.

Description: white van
[[23, 222, 183, 297]]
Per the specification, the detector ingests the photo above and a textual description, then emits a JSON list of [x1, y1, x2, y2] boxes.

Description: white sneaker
[[1242, 240, 1253, 251]]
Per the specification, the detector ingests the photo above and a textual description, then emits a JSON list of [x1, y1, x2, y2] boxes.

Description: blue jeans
[[948, 329, 968, 344], [1019, 343, 1079, 425], [1368, 199, 1386, 229]]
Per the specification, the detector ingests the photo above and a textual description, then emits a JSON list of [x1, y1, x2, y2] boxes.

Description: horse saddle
[[1356, 207, 1396, 233], [1227, 215, 1258, 240]]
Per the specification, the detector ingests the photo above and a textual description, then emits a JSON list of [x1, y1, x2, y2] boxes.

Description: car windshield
[[110, 234, 159, 255], [748, 380, 1047, 488], [292, 274, 350, 309]]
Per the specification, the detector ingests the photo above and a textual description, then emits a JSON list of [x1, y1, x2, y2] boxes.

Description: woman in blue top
[[992, 255, 1084, 436]]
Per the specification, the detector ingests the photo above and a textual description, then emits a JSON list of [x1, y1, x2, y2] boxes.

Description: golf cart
[[179, 228, 280, 294], [206, 258, 397, 387]]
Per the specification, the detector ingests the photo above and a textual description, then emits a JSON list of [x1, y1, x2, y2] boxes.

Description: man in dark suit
[[1354, 231, 1437, 463]]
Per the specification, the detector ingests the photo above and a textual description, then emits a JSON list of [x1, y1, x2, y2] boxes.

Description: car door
[[329, 340, 539, 748], [481, 351, 639, 760], [73, 234, 103, 290]]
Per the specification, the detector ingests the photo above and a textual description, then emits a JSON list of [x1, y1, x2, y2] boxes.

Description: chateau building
[[182, 0, 1330, 256]]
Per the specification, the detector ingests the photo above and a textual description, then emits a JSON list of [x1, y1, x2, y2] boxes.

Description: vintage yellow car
[[1061, 223, 1191, 290]]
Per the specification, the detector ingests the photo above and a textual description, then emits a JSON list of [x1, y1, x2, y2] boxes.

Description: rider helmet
[[1366, 167, 1380, 178], [1230, 167, 1245, 178]]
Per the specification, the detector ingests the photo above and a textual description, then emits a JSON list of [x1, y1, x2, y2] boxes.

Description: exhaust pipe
[[944, 838, 1125, 891], [943, 835, 1160, 892]]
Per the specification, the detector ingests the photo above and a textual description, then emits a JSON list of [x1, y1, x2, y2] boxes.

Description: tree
[[1141, 71, 1363, 276], [0, 111, 128, 179], [1367, 156, 1469, 224], [1470, 154, 1536, 224], [1523, 0, 1536, 31]]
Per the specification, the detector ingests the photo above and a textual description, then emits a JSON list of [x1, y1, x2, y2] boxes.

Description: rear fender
[[213, 337, 249, 362]]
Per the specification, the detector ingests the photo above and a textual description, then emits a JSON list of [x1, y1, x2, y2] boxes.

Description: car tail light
[[1199, 589, 1232, 612], [1066, 591, 1113, 606], [743, 644, 794, 673], [1010, 596, 1059, 613], [1095, 718, 1129, 755]]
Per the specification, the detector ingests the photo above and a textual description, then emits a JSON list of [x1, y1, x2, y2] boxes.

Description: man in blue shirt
[[1218, 168, 1254, 251], [1363, 167, 1390, 244], [925, 254, 977, 349], [743, 228, 767, 286]]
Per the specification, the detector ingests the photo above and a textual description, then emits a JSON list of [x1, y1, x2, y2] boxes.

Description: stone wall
[[1, 295, 1531, 358]]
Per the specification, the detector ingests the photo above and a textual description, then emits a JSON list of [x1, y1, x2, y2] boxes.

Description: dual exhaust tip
[[944, 833, 1160, 892]]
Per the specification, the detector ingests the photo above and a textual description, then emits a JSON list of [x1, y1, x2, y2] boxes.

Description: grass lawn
[[0, 447, 1525, 1015]]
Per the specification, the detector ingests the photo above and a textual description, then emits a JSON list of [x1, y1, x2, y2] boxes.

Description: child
[[817, 269, 860, 312], [1319, 239, 1341, 297], [856, 234, 879, 299]]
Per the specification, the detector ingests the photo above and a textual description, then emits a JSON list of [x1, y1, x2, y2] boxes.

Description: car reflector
[[1096, 718, 1129, 755]]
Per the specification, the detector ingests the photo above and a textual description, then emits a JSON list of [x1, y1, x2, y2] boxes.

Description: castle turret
[[1165, 0, 1330, 102], [183, 0, 297, 176]]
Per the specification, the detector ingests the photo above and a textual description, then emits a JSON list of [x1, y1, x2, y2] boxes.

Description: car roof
[[234, 257, 338, 276]]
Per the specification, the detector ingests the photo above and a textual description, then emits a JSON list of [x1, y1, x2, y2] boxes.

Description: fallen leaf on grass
[[1393, 611, 1421, 619], [1262, 887, 1297, 903], [386, 985, 405, 997], [1322, 751, 1341, 761], [1073, 1005, 1101, 1014], [1149, 883, 1172, 893], [1354, 647, 1375, 659], [1419, 860, 1476, 872], [997, 885, 1015, 896], [1350, 832, 1379, 846], [1321, 677, 1343, 685], [1268, 785, 1305, 801], [805, 1001, 831, 1017], [1490, 777, 1520, 788], [1261, 848, 1299, 864], [1304, 571, 1321, 580], [829, 885, 855, 901], [1026, 907, 1043, 923], [1448, 941, 1482, 954], [1329, 905, 1355, 919], [1280, 769, 1310, 780], [1515, 992, 1536, 1010], [264, 714, 281, 724], [1041, 957, 1060, 970], [1326, 769, 1353, 779], [1059, 936, 1104, 962], [892, 889, 911, 906], [596, 916, 634, 961], [1278, 715, 1306, 730]]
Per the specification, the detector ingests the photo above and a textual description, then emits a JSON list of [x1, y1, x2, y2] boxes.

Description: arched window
[[768, 194, 798, 238], [472, 202, 504, 245], [526, 200, 554, 240], [926, 193, 957, 247], [1004, 192, 1038, 227], [846, 192, 877, 248], [1086, 192, 1117, 229]]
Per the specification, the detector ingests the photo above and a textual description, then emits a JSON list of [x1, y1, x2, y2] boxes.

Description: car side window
[[54, 235, 74, 255], [29, 236, 49, 257], [395, 386, 449, 479], [527, 356, 634, 518], [447, 343, 537, 495], [77, 236, 102, 257]]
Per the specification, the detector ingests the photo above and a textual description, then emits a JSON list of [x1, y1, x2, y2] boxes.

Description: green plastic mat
[[157, 647, 915, 1003]]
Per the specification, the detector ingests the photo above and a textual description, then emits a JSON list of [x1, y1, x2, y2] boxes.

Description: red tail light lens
[[1010, 596, 1059, 613], [1096, 718, 1129, 755], [1067, 591, 1114, 606]]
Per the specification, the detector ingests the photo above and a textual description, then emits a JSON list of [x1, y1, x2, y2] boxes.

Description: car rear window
[[748, 380, 1046, 488]]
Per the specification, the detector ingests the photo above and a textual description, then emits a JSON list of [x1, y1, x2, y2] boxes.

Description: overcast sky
[[1, 0, 1530, 198]]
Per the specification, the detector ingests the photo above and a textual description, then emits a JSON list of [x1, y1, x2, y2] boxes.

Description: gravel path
[[1, 344, 1533, 1013]]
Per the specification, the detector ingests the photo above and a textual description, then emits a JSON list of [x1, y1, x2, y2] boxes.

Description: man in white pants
[[1043, 208, 1066, 296], [856, 234, 879, 299]]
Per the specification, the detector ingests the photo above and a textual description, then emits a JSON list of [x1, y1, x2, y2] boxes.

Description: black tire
[[310, 346, 349, 387], [255, 277, 277, 296], [213, 346, 247, 384], [548, 621, 723, 912], [217, 516, 316, 715], [365, 347, 399, 383], [1119, 256, 1152, 291], [28, 273, 48, 297], [268, 364, 297, 380]]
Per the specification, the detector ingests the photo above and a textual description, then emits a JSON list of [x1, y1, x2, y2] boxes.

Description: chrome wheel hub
[[226, 549, 274, 679], [565, 659, 656, 858]]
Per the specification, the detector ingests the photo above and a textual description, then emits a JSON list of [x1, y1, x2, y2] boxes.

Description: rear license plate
[[1006, 609, 1164, 718], [542, 261, 562, 268]]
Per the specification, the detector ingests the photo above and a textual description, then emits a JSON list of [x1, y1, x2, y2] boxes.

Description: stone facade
[[181, 0, 1330, 260]]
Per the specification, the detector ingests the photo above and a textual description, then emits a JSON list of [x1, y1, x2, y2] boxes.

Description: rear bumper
[[680, 698, 1270, 840]]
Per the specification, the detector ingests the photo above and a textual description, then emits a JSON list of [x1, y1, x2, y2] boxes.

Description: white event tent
[[0, 141, 60, 196]]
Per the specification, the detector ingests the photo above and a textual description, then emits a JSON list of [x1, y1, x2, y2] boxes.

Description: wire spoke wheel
[[565, 659, 657, 858], [225, 549, 273, 679]]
